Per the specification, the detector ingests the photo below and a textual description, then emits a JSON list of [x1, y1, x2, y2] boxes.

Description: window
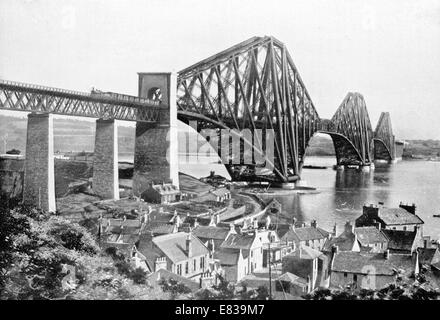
[[193, 259, 197, 271], [200, 256, 205, 270], [185, 262, 189, 274], [251, 250, 253, 258], [353, 274, 358, 282], [403, 226, 407, 231], [344, 273, 348, 278], [177, 264, 182, 275]]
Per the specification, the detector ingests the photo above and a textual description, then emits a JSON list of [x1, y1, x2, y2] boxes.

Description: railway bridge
[[0, 36, 398, 211]]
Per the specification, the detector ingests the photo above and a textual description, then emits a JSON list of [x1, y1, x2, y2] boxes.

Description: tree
[[304, 283, 440, 300], [159, 277, 192, 300], [0, 199, 158, 300]]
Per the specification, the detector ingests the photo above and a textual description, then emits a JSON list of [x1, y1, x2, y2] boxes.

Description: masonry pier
[[93, 118, 119, 199], [132, 73, 179, 197], [23, 113, 56, 212]]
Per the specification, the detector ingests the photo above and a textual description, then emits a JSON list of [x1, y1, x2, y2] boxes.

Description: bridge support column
[[133, 72, 179, 197], [93, 118, 119, 200], [23, 113, 56, 212]]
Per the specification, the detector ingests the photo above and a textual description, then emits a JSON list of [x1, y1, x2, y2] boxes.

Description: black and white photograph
[[1, 0, 440, 309]]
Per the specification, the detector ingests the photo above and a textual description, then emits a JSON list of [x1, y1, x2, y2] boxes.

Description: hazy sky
[[1, 0, 440, 139]]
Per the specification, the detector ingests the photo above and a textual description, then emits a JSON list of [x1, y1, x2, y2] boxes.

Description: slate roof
[[193, 226, 231, 241], [331, 251, 416, 276], [294, 245, 323, 260], [101, 218, 143, 235], [136, 235, 164, 271], [354, 227, 388, 246], [378, 207, 424, 226], [277, 272, 308, 286], [214, 248, 242, 266], [153, 232, 209, 263], [151, 183, 181, 195], [323, 230, 358, 252], [382, 230, 417, 252], [211, 187, 230, 197], [279, 226, 330, 243], [150, 224, 176, 236], [221, 233, 257, 250], [417, 248, 440, 265]]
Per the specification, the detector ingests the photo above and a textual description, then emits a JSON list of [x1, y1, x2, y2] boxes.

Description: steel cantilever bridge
[[176, 36, 396, 183], [0, 36, 396, 184]]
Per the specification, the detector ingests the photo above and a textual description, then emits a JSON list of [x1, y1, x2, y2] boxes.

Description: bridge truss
[[319, 93, 374, 166], [177, 36, 320, 183], [0, 80, 167, 122], [374, 112, 395, 160]]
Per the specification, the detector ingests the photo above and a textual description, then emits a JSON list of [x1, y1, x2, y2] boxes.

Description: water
[[263, 156, 440, 240]]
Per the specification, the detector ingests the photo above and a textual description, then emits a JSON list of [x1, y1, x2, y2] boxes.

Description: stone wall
[[0, 158, 24, 199]]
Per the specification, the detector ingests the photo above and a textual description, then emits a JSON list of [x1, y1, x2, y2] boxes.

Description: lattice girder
[[177, 36, 320, 182], [0, 80, 167, 122]]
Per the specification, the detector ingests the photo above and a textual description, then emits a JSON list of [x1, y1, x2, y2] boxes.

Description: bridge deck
[[0, 79, 168, 122]]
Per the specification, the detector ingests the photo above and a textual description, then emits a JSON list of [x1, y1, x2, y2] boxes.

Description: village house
[[141, 182, 181, 204], [417, 244, 440, 275], [191, 187, 231, 204], [193, 223, 235, 252], [215, 231, 264, 282], [329, 248, 419, 290], [281, 245, 327, 292], [277, 220, 331, 252], [381, 229, 419, 254], [323, 221, 361, 253], [275, 272, 310, 297], [136, 231, 212, 284], [354, 226, 389, 253], [97, 216, 150, 271], [355, 202, 424, 233]]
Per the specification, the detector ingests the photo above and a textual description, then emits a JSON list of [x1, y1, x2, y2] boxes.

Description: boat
[[303, 165, 327, 169]]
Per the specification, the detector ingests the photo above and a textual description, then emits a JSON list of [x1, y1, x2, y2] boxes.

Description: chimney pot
[[186, 233, 193, 257]]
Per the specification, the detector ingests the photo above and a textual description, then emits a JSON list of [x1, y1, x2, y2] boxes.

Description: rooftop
[[221, 233, 257, 250], [382, 229, 417, 252], [153, 232, 209, 263], [193, 225, 231, 241], [355, 226, 388, 246], [214, 248, 242, 266], [278, 225, 330, 242], [332, 251, 416, 276], [378, 207, 424, 226]]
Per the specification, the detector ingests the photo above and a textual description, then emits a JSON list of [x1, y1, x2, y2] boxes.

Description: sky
[[1, 0, 440, 139]]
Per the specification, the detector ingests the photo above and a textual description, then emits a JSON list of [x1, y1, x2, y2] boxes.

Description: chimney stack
[[375, 221, 381, 231], [186, 233, 193, 257], [344, 221, 354, 234], [399, 202, 416, 215]]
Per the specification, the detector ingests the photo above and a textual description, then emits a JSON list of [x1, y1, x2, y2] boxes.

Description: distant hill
[[2, 114, 438, 158], [402, 140, 440, 157], [0, 115, 135, 154]]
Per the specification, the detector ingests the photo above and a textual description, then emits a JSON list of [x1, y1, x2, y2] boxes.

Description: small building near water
[[141, 182, 181, 204]]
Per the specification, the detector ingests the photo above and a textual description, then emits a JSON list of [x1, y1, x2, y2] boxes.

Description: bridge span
[[0, 36, 399, 211]]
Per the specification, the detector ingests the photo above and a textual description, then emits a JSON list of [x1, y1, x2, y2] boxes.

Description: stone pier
[[132, 73, 179, 197], [23, 113, 56, 212], [93, 118, 119, 199]]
